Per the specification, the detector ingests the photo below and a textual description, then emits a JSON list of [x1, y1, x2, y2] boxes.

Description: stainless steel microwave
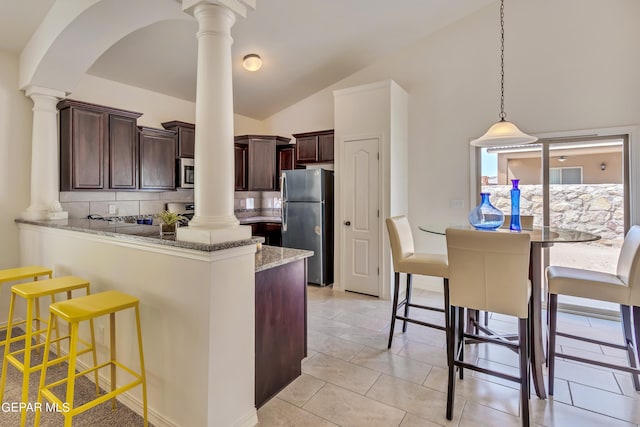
[[178, 158, 194, 188]]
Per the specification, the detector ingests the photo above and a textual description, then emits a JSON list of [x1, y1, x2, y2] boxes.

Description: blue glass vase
[[468, 193, 504, 230], [510, 179, 521, 231]]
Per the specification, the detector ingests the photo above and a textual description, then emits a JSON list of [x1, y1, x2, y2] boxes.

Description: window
[[549, 167, 582, 184]]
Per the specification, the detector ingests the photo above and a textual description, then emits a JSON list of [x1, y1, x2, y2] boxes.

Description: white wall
[[263, 0, 640, 261], [72, 74, 266, 134], [0, 51, 32, 269]]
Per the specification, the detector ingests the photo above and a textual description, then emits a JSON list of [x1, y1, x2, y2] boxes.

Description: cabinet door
[[65, 107, 107, 190], [276, 146, 296, 189], [276, 146, 296, 180], [295, 136, 318, 163], [109, 115, 138, 189], [249, 139, 276, 190], [139, 130, 176, 190], [234, 144, 248, 191], [318, 133, 334, 162], [178, 127, 195, 158]]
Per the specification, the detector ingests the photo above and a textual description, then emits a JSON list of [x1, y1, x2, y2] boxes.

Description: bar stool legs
[[35, 290, 147, 427], [0, 276, 93, 426]]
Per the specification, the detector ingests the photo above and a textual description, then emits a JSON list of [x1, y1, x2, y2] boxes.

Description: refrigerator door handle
[[281, 172, 288, 232]]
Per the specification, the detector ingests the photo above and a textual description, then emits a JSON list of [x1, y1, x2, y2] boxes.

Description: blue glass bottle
[[510, 179, 521, 231], [468, 193, 504, 230]]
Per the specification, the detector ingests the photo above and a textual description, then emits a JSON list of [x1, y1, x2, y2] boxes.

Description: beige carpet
[[0, 328, 149, 426]]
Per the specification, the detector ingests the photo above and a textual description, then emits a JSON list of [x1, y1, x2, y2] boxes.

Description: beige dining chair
[[546, 225, 640, 395], [386, 216, 449, 349], [445, 228, 531, 427]]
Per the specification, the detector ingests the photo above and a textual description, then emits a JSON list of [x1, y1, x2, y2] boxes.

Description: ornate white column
[[178, 0, 255, 244], [21, 85, 68, 221]]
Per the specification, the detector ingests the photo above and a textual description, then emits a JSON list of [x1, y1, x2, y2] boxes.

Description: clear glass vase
[[510, 179, 521, 231], [468, 192, 504, 230]]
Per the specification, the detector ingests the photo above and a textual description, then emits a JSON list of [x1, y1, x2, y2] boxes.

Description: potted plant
[[157, 210, 186, 237]]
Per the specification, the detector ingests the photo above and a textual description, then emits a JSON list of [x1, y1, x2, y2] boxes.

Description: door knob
[[344, 221, 351, 226]]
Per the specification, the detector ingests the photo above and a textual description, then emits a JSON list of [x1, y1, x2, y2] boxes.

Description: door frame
[[335, 133, 383, 297]]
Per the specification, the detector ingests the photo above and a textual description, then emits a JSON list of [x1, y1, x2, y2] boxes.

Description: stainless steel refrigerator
[[281, 168, 334, 286]]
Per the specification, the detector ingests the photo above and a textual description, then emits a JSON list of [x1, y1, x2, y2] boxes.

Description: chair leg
[[444, 278, 450, 361], [621, 305, 640, 391], [403, 274, 412, 333], [466, 309, 477, 334], [446, 305, 457, 420], [518, 318, 530, 427], [388, 272, 401, 349], [458, 307, 465, 380], [633, 306, 640, 378], [548, 293, 558, 396]]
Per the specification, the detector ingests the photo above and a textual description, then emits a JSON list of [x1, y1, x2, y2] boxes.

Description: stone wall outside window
[[481, 184, 624, 247]]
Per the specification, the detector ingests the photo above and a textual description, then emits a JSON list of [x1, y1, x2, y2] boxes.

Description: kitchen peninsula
[[15, 218, 311, 427]]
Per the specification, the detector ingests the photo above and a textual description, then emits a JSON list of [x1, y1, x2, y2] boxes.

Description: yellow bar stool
[[36, 290, 148, 427], [0, 266, 52, 346], [0, 276, 96, 427]]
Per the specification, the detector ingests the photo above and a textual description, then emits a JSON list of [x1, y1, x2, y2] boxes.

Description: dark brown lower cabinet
[[255, 259, 307, 408], [250, 222, 282, 246]]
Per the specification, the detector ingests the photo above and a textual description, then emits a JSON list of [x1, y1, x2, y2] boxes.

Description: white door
[[343, 138, 380, 296]]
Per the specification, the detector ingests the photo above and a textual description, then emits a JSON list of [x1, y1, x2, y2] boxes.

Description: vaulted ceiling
[[0, 0, 495, 120]]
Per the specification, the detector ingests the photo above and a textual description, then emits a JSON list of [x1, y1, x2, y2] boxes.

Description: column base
[[21, 209, 68, 221], [177, 224, 252, 245]]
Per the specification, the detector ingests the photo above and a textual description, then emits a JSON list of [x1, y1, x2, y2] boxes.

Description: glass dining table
[[419, 224, 601, 399]]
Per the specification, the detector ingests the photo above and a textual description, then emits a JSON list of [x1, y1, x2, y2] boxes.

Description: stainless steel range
[[166, 202, 194, 225]]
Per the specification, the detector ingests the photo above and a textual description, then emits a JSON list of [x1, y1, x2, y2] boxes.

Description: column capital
[[182, 0, 255, 18], [23, 85, 66, 100]]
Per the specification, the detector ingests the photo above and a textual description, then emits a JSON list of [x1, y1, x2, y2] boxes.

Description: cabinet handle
[[344, 221, 351, 226]]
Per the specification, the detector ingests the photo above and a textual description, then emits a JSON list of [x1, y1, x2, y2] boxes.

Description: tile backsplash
[[60, 189, 194, 219], [234, 191, 281, 218], [61, 189, 281, 219]]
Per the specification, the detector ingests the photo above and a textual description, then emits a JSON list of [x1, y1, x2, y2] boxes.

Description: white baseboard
[[230, 408, 259, 427]]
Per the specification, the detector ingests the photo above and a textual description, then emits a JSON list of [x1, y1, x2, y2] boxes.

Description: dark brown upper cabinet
[[292, 130, 334, 164], [161, 121, 194, 158], [58, 99, 142, 191], [138, 127, 177, 191], [276, 145, 296, 189], [234, 135, 291, 191], [234, 143, 248, 191]]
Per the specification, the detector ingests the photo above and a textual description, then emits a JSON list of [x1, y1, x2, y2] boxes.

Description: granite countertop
[[15, 218, 262, 253], [254, 245, 313, 272], [16, 218, 309, 270]]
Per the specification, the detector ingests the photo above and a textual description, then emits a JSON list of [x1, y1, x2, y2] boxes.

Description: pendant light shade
[[470, 120, 538, 147], [470, 0, 537, 148]]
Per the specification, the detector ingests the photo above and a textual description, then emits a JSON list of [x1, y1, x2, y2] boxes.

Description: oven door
[[179, 158, 194, 188]]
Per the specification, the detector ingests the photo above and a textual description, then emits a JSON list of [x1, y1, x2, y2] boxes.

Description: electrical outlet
[[108, 204, 117, 215]]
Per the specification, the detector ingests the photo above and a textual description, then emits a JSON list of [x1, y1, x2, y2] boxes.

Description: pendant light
[[470, 0, 537, 147]]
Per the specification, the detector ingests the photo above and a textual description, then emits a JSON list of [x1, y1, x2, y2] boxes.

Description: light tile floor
[[257, 286, 640, 426]]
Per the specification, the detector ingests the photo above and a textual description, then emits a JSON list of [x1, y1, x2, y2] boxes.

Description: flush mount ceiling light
[[242, 54, 262, 72], [470, 0, 537, 148], [557, 156, 567, 162]]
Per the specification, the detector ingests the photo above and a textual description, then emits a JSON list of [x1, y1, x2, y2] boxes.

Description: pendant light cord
[[499, 0, 506, 122]]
